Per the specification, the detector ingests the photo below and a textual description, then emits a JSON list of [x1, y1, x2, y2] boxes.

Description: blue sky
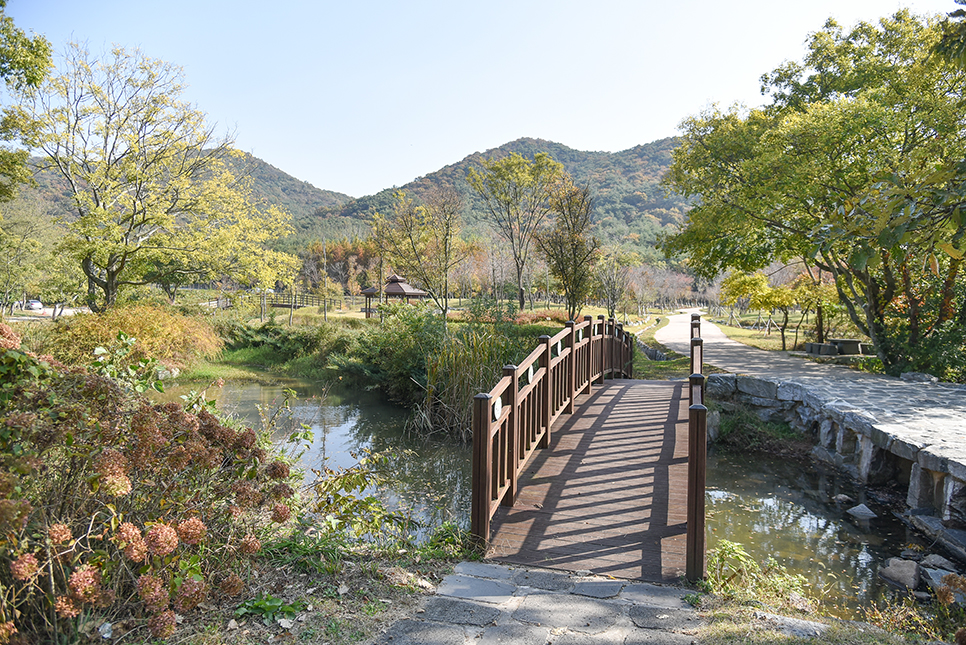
[[8, 0, 957, 197]]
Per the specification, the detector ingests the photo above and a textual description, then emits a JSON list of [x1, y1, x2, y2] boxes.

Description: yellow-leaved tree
[[13, 43, 296, 310]]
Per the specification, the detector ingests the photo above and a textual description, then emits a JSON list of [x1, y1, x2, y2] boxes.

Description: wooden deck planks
[[486, 380, 690, 582]]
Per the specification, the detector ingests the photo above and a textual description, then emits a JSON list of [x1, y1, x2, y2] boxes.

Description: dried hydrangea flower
[[148, 609, 176, 639], [48, 523, 72, 545], [68, 564, 101, 604], [270, 503, 291, 523], [176, 517, 207, 546], [239, 534, 261, 555], [54, 596, 80, 618], [144, 524, 179, 556], [137, 574, 168, 613], [219, 573, 244, 597], [173, 577, 207, 612], [10, 553, 39, 581]]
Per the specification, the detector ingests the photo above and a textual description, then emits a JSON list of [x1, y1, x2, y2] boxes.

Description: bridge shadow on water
[[487, 381, 691, 582]]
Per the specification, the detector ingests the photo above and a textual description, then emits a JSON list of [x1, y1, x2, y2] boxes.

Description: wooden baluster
[[608, 318, 616, 377], [539, 335, 552, 448], [597, 315, 606, 384], [614, 323, 629, 378], [566, 321, 577, 414], [470, 393, 493, 548], [502, 364, 519, 506]]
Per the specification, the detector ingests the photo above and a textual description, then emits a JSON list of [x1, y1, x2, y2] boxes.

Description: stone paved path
[[655, 309, 966, 472], [371, 562, 704, 644]]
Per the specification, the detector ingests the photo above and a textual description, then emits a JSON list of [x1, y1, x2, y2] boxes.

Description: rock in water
[[879, 558, 921, 590], [847, 504, 877, 519]]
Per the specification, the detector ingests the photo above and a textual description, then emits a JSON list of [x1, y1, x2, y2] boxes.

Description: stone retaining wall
[[706, 373, 966, 560]]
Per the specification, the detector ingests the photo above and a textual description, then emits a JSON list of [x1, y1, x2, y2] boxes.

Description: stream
[[163, 376, 928, 618]]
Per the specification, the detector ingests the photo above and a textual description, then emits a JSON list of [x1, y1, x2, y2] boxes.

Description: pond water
[[164, 377, 927, 618], [160, 377, 472, 534], [706, 449, 926, 617]]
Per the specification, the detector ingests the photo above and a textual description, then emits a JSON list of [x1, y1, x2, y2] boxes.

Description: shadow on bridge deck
[[486, 380, 690, 582]]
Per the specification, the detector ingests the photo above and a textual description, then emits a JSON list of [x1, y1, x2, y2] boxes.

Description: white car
[[24, 300, 43, 311]]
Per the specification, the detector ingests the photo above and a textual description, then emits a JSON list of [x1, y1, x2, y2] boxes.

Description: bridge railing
[[471, 316, 634, 546], [687, 312, 707, 582]]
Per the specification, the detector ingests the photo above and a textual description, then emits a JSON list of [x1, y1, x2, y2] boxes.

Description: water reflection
[[160, 378, 472, 533], [707, 450, 922, 617]]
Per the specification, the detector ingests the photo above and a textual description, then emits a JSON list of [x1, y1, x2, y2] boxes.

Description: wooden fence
[[470, 315, 634, 546]]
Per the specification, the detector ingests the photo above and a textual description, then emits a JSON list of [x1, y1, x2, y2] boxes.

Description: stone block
[[879, 558, 920, 590], [947, 458, 966, 483], [891, 436, 923, 462], [707, 410, 720, 443], [819, 420, 836, 450], [777, 382, 807, 402], [843, 411, 875, 437], [919, 449, 950, 475], [857, 435, 875, 483], [907, 463, 933, 509], [705, 374, 736, 399], [512, 594, 618, 635], [743, 395, 785, 409], [811, 444, 834, 465], [736, 376, 778, 399], [869, 425, 894, 451]]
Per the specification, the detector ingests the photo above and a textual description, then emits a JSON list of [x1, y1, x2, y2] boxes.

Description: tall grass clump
[[415, 299, 533, 441], [45, 305, 222, 370], [0, 323, 298, 642]]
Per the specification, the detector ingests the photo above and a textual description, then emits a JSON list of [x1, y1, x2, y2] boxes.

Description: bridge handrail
[[470, 316, 634, 546], [687, 313, 707, 582]]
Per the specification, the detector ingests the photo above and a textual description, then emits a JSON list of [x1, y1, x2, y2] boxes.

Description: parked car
[[25, 300, 43, 311]]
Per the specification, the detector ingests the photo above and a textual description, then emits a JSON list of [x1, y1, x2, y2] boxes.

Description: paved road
[[654, 309, 966, 466]]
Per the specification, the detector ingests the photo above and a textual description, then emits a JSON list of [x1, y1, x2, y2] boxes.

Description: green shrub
[[45, 305, 223, 370], [332, 303, 445, 403], [0, 324, 297, 642]]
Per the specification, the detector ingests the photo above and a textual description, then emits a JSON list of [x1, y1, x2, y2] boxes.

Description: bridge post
[[582, 316, 593, 398], [616, 323, 625, 377], [566, 321, 578, 413], [687, 401, 708, 582], [539, 335, 553, 448], [597, 315, 606, 384], [691, 313, 701, 340], [471, 393, 493, 549], [502, 364, 519, 506]]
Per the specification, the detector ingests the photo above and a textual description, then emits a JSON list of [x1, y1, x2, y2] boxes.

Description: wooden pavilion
[[360, 274, 429, 318]]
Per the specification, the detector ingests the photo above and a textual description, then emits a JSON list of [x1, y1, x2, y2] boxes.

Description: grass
[[698, 609, 912, 645]]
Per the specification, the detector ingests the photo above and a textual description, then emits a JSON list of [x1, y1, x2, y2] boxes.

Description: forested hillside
[[297, 137, 687, 260]]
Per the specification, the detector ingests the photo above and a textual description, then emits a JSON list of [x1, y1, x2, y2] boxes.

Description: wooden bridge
[[471, 314, 708, 583]]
